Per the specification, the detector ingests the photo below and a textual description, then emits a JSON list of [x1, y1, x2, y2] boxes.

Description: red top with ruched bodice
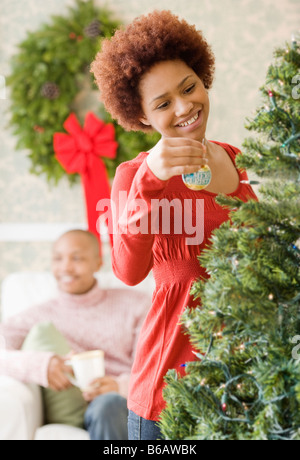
[[111, 142, 258, 421]]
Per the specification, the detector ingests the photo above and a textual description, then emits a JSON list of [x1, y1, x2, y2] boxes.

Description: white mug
[[66, 350, 105, 391]]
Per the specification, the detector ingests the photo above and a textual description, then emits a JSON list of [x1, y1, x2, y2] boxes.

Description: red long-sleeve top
[[111, 141, 258, 421]]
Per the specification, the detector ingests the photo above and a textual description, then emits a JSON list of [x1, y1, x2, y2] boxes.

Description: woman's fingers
[[167, 153, 208, 166], [147, 137, 208, 181]]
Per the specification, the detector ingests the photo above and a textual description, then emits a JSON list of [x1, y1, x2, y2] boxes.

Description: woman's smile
[[175, 109, 204, 133]]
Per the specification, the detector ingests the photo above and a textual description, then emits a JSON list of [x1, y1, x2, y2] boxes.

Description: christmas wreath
[[7, 0, 159, 185]]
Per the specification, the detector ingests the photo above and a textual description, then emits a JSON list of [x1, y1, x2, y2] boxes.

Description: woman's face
[[139, 60, 210, 142]]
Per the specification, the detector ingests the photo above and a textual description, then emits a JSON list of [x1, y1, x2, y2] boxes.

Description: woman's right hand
[[146, 137, 208, 181]]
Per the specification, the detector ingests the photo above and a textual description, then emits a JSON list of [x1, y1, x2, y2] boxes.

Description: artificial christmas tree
[[159, 37, 300, 440]]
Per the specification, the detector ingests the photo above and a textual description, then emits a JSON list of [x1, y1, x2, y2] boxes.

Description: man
[[0, 230, 150, 440]]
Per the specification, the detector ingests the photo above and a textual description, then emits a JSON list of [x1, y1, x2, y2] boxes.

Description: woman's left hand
[[82, 376, 119, 401]]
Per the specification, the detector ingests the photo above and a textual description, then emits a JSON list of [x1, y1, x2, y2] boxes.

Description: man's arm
[[0, 304, 55, 387]]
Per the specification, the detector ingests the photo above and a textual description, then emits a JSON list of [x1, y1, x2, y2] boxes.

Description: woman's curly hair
[[91, 10, 215, 132]]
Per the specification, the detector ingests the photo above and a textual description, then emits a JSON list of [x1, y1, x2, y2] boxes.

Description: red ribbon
[[53, 112, 118, 256]]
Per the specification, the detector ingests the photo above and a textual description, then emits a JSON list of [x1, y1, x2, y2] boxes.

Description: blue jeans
[[128, 410, 163, 440], [84, 392, 128, 440]]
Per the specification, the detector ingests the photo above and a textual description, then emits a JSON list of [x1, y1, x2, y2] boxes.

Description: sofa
[[0, 271, 155, 440]]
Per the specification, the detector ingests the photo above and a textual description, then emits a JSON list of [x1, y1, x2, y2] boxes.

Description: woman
[[91, 10, 257, 440]]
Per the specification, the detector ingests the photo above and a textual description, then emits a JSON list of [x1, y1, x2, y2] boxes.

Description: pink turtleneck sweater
[[0, 282, 150, 398]]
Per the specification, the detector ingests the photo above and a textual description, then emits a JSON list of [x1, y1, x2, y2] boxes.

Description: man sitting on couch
[[0, 230, 150, 440]]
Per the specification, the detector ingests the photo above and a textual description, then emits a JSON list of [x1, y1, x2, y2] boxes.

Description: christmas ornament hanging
[[221, 403, 227, 412], [182, 139, 212, 190], [182, 165, 212, 190]]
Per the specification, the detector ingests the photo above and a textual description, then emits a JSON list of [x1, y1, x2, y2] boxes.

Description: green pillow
[[22, 321, 87, 427]]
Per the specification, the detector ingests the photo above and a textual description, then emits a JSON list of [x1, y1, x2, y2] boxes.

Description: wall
[[0, 0, 299, 296]]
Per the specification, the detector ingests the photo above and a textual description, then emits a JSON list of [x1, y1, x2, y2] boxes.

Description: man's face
[[52, 233, 101, 295]]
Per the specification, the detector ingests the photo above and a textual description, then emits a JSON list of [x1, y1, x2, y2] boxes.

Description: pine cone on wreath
[[41, 82, 60, 99], [84, 19, 101, 38]]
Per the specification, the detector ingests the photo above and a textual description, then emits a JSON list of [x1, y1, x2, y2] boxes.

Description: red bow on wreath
[[53, 112, 118, 256]]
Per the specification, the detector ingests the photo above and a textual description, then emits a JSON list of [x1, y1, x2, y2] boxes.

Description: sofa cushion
[[35, 423, 90, 440], [22, 322, 87, 428]]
